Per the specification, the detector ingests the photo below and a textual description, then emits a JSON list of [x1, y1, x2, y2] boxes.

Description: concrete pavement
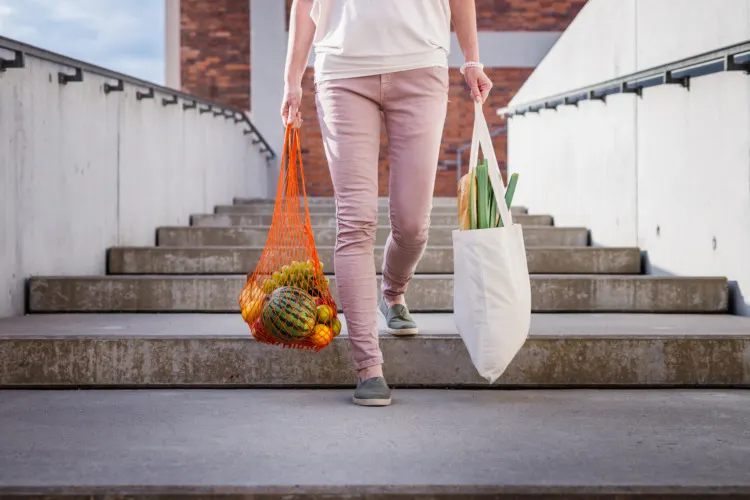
[[0, 389, 749, 497]]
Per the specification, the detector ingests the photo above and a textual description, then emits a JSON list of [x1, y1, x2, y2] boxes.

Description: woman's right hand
[[281, 85, 303, 128]]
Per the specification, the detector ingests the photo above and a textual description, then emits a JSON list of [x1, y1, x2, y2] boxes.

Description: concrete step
[[1, 313, 748, 387], [192, 212, 553, 227], [27, 275, 729, 313], [156, 226, 589, 247], [1, 389, 748, 499], [215, 204, 529, 215], [109, 246, 642, 275], [233, 196, 488, 208]]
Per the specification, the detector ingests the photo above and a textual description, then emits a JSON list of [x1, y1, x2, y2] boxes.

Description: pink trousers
[[314, 66, 449, 370]]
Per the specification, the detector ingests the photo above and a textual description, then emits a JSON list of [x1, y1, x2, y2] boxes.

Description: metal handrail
[[0, 35, 276, 161], [497, 39, 750, 118], [455, 126, 507, 185]]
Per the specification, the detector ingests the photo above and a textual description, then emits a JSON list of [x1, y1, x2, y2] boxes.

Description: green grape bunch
[[261, 260, 330, 296]]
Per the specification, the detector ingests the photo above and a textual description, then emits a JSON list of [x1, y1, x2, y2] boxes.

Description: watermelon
[[261, 286, 317, 342]]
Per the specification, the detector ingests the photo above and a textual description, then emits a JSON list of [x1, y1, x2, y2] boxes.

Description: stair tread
[[156, 225, 589, 247], [30, 274, 728, 281], [2, 312, 747, 338]]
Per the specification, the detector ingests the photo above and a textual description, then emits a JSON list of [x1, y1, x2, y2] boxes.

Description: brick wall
[[180, 0, 250, 110], [285, 0, 587, 196], [180, 0, 589, 196], [474, 0, 588, 31], [285, 0, 588, 32]]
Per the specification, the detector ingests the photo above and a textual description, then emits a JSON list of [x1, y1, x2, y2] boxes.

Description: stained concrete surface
[[213, 204, 528, 215], [2, 313, 748, 388], [2, 313, 749, 339], [189, 212, 553, 228], [0, 389, 749, 489], [26, 275, 731, 313], [155, 225, 589, 247], [108, 246, 642, 275]]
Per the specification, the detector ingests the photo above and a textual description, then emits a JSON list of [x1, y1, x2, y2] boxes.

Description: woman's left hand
[[463, 66, 493, 103]]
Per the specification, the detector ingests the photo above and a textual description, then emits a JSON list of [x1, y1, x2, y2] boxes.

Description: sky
[[0, 0, 165, 84]]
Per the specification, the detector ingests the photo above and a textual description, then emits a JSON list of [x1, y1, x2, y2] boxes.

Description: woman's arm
[[449, 0, 493, 103], [281, 0, 316, 126]]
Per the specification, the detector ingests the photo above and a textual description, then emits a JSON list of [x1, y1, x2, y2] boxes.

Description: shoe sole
[[353, 396, 393, 407], [378, 308, 419, 337]]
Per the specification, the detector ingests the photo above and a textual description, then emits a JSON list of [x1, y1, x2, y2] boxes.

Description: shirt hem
[[314, 51, 449, 83]]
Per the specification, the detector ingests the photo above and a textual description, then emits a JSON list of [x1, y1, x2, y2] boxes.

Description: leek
[[476, 160, 488, 229], [469, 157, 520, 230], [489, 174, 497, 228], [469, 167, 477, 230], [496, 172, 519, 228], [482, 158, 495, 229], [505, 172, 519, 211]]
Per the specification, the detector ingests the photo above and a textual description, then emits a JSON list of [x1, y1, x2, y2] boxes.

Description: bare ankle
[[385, 295, 406, 308], [357, 364, 383, 382]]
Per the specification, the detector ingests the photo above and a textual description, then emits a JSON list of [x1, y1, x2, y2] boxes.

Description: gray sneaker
[[378, 296, 419, 336], [353, 377, 392, 407]]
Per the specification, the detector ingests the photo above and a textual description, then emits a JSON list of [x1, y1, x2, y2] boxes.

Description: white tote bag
[[452, 102, 532, 383]]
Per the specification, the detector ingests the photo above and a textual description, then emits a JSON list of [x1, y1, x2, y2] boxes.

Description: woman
[[281, 0, 493, 407]]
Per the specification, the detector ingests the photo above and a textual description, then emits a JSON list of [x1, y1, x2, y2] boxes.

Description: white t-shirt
[[310, 0, 452, 83]]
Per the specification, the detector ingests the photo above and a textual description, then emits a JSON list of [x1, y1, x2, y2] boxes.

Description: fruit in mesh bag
[[308, 323, 334, 347], [239, 281, 265, 325], [316, 304, 334, 323], [331, 317, 342, 337], [241, 299, 263, 325], [260, 260, 329, 296], [260, 286, 317, 342], [252, 316, 278, 344]]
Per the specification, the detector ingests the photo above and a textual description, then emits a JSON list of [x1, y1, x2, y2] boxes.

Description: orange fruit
[[308, 324, 334, 347], [240, 281, 264, 305], [241, 299, 263, 325]]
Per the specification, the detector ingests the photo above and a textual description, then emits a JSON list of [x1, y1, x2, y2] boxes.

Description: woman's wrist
[[460, 61, 484, 75], [284, 73, 303, 90]]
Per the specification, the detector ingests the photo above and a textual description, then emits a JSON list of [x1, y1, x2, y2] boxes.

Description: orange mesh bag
[[238, 125, 341, 351]]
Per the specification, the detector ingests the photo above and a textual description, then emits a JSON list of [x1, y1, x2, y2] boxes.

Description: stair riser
[[27, 276, 729, 313], [109, 247, 642, 275], [0, 488, 745, 499], [232, 197, 505, 208], [192, 213, 553, 227], [157, 227, 589, 247], [2, 336, 746, 387], [215, 205, 528, 215]]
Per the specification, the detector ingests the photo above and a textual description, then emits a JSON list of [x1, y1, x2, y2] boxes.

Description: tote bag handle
[[467, 101, 514, 228]]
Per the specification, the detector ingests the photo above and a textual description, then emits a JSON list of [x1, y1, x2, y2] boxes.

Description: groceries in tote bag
[[238, 125, 341, 350], [453, 102, 532, 383]]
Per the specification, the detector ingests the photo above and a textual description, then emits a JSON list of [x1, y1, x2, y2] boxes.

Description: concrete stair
[[27, 275, 729, 313], [234, 196, 468, 206], [108, 246, 642, 275], [191, 212, 553, 227], [4, 197, 746, 389], [213, 203, 528, 215], [2, 313, 748, 387], [156, 225, 589, 247]]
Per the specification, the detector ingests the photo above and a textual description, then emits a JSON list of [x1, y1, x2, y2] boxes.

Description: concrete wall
[[164, 0, 181, 89], [250, 0, 286, 197], [507, 0, 750, 315], [0, 50, 270, 318]]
